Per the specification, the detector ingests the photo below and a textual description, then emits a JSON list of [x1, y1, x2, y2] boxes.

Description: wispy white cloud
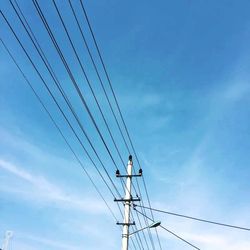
[[0, 159, 110, 214], [152, 217, 250, 250], [182, 231, 250, 250], [13, 232, 83, 250]]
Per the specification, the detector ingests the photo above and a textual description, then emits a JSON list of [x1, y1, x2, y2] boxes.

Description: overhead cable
[[0, 38, 118, 222], [6, 1, 122, 200], [68, 0, 131, 155], [134, 207, 201, 250], [67, 3, 152, 245], [134, 204, 250, 232], [50, 0, 130, 197], [52, 0, 126, 170], [78, 1, 160, 248], [32, 0, 121, 174], [0, 10, 124, 220]]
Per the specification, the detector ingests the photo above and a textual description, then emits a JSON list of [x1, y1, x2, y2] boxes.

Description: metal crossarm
[[114, 197, 141, 202]]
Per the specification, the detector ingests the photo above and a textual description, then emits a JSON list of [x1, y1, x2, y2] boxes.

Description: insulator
[[139, 168, 142, 175], [116, 169, 120, 176]]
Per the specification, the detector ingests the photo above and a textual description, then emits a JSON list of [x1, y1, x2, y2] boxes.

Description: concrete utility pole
[[121, 156, 133, 250], [115, 155, 142, 250]]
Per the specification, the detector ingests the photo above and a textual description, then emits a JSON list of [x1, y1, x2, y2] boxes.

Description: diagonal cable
[[135, 207, 201, 250], [134, 204, 250, 232]]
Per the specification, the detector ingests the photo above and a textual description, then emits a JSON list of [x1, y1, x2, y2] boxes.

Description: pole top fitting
[[129, 155, 132, 161]]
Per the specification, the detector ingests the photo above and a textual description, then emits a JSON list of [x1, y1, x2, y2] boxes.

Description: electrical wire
[[66, 0, 142, 201], [67, 1, 144, 210], [0, 37, 118, 222], [135, 192, 156, 250], [134, 207, 201, 250], [3, 4, 143, 250], [52, 0, 126, 171], [30, 6, 146, 249], [7, 0, 123, 200], [50, 0, 129, 197], [78, 2, 161, 248], [78, 0, 132, 157], [0, 9, 123, 220], [1, 24, 141, 250], [57, 3, 149, 248], [142, 176, 163, 250], [133, 209, 150, 250], [78, 2, 162, 249], [33, 0, 120, 174], [131, 224, 144, 250], [2, 2, 142, 249], [32, 0, 134, 201], [4, 1, 162, 248], [67, 0, 131, 156], [134, 204, 250, 232], [130, 209, 147, 250], [0, 41, 138, 249], [5, 3, 142, 249]]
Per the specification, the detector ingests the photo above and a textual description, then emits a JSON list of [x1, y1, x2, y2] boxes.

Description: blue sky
[[1, 0, 250, 249]]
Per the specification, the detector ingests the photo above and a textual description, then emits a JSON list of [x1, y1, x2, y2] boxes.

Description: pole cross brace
[[116, 168, 142, 178], [116, 221, 135, 226], [114, 197, 141, 202], [116, 174, 142, 178]]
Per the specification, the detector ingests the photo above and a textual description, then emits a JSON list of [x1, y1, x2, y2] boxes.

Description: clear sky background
[[1, 0, 250, 249]]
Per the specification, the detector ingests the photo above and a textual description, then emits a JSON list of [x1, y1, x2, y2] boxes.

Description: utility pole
[[115, 155, 142, 250]]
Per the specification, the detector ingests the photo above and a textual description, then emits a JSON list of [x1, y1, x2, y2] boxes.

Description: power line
[[65, 1, 151, 247], [132, 226, 145, 250], [5, 3, 155, 250], [51, 0, 126, 170], [31, 3, 147, 248], [129, 210, 148, 250], [1, 38, 141, 250], [32, 0, 138, 200], [131, 237, 138, 250], [0, 9, 124, 220], [78, 2, 161, 248], [12, 0, 55, 80], [68, 0, 141, 195], [67, 0, 131, 156], [1, 18, 140, 250], [6, 0, 122, 201], [2, 5, 145, 249], [67, 0, 143, 202], [0, 37, 118, 222], [50, 0, 130, 198], [133, 209, 150, 250], [131, 224, 144, 250], [134, 204, 250, 232], [4, 3, 160, 248], [6, 3, 143, 249], [78, 0, 133, 157], [141, 176, 162, 250], [32, 0, 120, 175], [134, 207, 201, 250], [14, 0, 125, 200]]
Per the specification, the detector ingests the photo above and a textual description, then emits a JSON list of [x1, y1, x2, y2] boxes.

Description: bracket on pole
[[114, 197, 141, 202], [116, 221, 135, 226], [116, 168, 143, 178]]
